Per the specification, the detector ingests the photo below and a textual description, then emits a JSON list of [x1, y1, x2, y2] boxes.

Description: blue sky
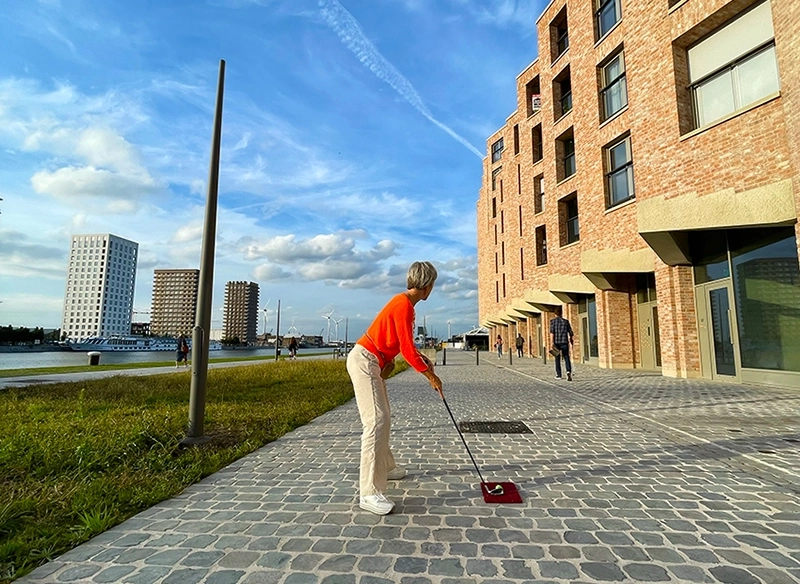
[[0, 0, 545, 339]]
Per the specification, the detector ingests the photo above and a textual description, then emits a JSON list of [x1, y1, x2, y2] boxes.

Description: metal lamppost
[[184, 59, 226, 446]]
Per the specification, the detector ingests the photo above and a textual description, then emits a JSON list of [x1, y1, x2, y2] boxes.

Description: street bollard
[[509, 346, 513, 366], [442, 347, 447, 366], [87, 351, 101, 366], [475, 346, 479, 365]]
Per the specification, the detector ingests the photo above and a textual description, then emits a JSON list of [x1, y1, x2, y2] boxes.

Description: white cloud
[[172, 223, 205, 244], [0, 229, 65, 279], [254, 263, 292, 281]]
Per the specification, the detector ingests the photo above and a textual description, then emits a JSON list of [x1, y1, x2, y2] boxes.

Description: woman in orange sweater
[[346, 261, 443, 515]]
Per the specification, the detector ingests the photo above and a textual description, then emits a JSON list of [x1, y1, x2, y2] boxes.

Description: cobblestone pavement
[[20, 350, 800, 584]]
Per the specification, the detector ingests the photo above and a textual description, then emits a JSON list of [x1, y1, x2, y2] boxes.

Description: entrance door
[[637, 302, 662, 370], [697, 281, 740, 381]]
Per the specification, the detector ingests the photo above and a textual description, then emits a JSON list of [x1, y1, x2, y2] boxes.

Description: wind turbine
[[322, 310, 334, 344], [333, 317, 343, 343], [262, 299, 271, 336]]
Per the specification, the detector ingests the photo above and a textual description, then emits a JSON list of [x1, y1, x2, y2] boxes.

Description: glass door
[[701, 282, 740, 380]]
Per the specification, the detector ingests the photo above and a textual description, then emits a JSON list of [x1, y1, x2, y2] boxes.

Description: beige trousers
[[346, 344, 397, 497]]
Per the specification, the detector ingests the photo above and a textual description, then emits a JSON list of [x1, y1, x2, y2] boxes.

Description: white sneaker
[[360, 494, 394, 515], [387, 466, 406, 480]]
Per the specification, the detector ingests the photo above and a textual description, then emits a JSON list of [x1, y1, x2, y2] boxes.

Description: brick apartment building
[[150, 269, 199, 337], [478, 0, 799, 388], [223, 281, 260, 345]]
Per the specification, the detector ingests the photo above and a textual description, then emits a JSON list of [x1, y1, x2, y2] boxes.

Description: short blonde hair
[[407, 261, 438, 290]]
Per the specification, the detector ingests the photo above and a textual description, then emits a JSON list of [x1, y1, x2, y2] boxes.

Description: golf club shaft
[[441, 397, 488, 485]]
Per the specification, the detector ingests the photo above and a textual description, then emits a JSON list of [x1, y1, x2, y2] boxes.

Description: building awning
[[581, 248, 655, 290], [548, 273, 595, 303], [637, 179, 797, 266]]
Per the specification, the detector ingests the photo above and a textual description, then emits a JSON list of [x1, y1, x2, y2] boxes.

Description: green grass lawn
[[0, 359, 409, 582], [0, 353, 314, 378]]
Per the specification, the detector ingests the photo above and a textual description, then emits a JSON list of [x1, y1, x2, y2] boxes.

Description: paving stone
[[623, 563, 671, 582], [708, 566, 760, 584], [580, 562, 627, 581], [667, 565, 713, 583], [122, 566, 172, 584], [92, 565, 136, 583], [204, 570, 246, 584], [283, 574, 318, 584], [162, 568, 208, 584], [393, 557, 428, 574], [57, 565, 102, 581], [319, 576, 355, 584], [500, 560, 534, 580], [538, 561, 580, 580], [465, 559, 498, 577], [357, 555, 393, 573]]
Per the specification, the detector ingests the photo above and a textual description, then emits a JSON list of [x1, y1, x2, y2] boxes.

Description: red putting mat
[[481, 482, 523, 504]]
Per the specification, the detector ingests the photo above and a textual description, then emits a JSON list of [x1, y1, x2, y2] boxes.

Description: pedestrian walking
[[549, 306, 574, 380], [346, 261, 443, 516], [515, 333, 525, 358], [288, 337, 298, 360], [175, 335, 189, 368], [495, 335, 503, 358]]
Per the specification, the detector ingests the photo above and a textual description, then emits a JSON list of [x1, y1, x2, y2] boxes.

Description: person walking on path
[[495, 335, 503, 358], [346, 261, 443, 516], [550, 306, 574, 380], [288, 337, 298, 360], [175, 335, 189, 368], [515, 333, 525, 358]]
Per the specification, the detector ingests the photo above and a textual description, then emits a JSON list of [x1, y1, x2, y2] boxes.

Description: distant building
[[223, 281, 259, 345], [150, 269, 199, 337], [131, 321, 151, 336], [61, 234, 138, 341]]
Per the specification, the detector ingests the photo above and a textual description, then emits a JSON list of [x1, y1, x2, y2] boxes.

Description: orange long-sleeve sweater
[[358, 293, 429, 373]]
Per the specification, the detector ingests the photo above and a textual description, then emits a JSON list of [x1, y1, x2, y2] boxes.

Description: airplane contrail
[[319, 0, 484, 159]]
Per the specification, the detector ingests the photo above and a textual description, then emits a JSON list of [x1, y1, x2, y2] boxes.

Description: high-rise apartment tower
[[61, 234, 138, 340], [223, 281, 260, 345], [150, 269, 200, 337]]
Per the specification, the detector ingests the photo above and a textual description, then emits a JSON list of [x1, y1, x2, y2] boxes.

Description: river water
[[0, 348, 337, 371]]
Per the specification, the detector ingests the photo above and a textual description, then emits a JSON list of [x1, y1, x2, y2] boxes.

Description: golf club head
[[486, 484, 504, 496]]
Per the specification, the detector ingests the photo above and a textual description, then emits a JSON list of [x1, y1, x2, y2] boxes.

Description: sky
[[0, 0, 546, 340]]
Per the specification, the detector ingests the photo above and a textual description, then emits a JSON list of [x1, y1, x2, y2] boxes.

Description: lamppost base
[[180, 435, 212, 447]]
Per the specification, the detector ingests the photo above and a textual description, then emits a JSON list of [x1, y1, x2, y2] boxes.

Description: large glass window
[[562, 196, 579, 245], [730, 227, 800, 372], [691, 230, 730, 284], [600, 51, 628, 121], [688, 1, 780, 128], [605, 135, 634, 207], [596, 0, 621, 39]]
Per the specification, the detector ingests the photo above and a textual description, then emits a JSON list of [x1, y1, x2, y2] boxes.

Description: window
[[513, 125, 520, 154], [491, 138, 504, 162], [520, 248, 525, 280], [534, 174, 545, 214], [688, 1, 779, 129], [491, 167, 501, 190], [551, 7, 569, 62], [535, 226, 548, 265], [526, 76, 541, 116], [554, 67, 572, 119], [532, 124, 543, 163], [600, 50, 628, 121], [556, 129, 576, 181], [560, 195, 579, 245], [605, 135, 635, 207], [491, 197, 497, 218], [596, 0, 621, 39]]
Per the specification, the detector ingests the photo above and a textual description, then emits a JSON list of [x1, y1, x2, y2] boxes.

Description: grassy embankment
[[0, 358, 409, 582], [0, 352, 327, 379]]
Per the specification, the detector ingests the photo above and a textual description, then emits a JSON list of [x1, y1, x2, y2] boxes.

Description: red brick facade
[[478, 0, 799, 386]]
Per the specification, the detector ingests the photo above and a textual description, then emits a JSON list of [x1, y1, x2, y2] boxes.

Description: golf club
[[441, 396, 504, 496]]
